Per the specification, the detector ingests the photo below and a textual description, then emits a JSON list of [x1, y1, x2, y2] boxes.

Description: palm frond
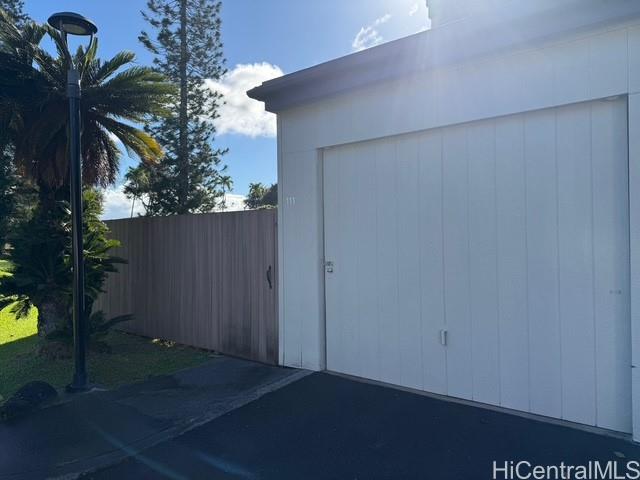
[[1, 15, 172, 190], [94, 116, 164, 164], [91, 50, 137, 83]]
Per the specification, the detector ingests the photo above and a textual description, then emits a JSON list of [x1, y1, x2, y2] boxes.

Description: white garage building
[[248, 0, 640, 440]]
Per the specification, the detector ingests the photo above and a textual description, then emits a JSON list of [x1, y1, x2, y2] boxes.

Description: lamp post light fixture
[[47, 12, 98, 393]]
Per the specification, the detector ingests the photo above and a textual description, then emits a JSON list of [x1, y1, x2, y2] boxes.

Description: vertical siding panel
[[249, 212, 260, 360], [419, 131, 447, 395], [136, 218, 148, 338], [495, 114, 529, 412], [281, 156, 302, 366], [212, 213, 222, 352], [268, 210, 279, 364], [467, 122, 500, 406], [556, 102, 596, 425], [341, 146, 360, 376], [240, 213, 252, 357], [376, 141, 401, 385], [202, 215, 212, 350], [167, 216, 180, 341], [592, 98, 632, 433], [442, 126, 473, 400], [324, 148, 344, 373], [525, 109, 562, 419], [258, 212, 269, 362], [355, 143, 380, 382], [396, 136, 422, 390]]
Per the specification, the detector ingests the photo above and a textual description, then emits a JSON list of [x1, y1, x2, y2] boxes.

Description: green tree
[[0, 11, 173, 336], [0, 1, 27, 249], [0, 1, 26, 26], [245, 183, 277, 210], [122, 164, 151, 217], [0, 190, 131, 346], [129, 0, 230, 215], [0, 128, 21, 249]]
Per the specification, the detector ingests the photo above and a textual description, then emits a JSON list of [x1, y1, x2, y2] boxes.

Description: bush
[[0, 189, 130, 346]]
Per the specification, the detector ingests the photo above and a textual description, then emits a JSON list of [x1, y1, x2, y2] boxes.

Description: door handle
[[266, 265, 273, 289], [439, 329, 448, 346]]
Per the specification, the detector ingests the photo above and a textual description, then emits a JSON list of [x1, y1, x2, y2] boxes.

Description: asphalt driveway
[[85, 372, 640, 480], [0, 357, 305, 480]]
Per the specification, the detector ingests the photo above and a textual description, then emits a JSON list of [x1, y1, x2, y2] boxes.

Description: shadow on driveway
[[0, 357, 305, 480], [85, 372, 640, 479]]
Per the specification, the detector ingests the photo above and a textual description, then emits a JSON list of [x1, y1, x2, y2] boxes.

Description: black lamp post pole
[[48, 12, 97, 393], [67, 66, 88, 392]]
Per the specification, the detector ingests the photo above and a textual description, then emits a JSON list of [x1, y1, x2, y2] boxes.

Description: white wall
[[278, 20, 640, 374], [278, 15, 640, 440], [279, 16, 640, 439]]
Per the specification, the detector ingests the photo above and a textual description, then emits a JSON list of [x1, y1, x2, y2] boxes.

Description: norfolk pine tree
[[131, 0, 231, 215]]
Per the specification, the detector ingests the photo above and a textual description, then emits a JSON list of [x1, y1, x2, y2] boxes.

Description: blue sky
[[24, 0, 430, 218]]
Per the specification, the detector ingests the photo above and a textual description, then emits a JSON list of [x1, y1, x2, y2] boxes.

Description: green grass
[[0, 259, 11, 277], [0, 305, 213, 403]]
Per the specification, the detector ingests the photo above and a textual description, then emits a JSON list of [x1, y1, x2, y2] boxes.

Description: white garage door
[[323, 98, 631, 433]]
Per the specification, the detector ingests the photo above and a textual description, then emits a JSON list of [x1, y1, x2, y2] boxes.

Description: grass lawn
[[0, 302, 213, 403]]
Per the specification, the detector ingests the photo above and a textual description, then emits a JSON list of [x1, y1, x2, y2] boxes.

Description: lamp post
[[47, 12, 98, 392]]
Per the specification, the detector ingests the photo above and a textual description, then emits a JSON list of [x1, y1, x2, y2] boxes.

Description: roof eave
[[248, 0, 640, 113]]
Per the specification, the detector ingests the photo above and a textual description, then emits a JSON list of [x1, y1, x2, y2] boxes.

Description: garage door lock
[[324, 261, 334, 273]]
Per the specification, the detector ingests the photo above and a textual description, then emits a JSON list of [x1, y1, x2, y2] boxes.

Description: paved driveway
[[0, 357, 304, 480], [85, 372, 640, 480]]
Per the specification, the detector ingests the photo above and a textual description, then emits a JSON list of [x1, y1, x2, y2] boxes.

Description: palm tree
[[123, 164, 151, 217], [0, 10, 173, 205], [0, 10, 174, 337]]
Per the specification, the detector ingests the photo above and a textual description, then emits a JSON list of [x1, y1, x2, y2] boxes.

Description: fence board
[[94, 209, 278, 364]]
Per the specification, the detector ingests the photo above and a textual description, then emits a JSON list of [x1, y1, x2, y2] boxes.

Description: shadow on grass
[[0, 296, 213, 403], [0, 328, 214, 404], [0, 333, 38, 356], [0, 333, 71, 403]]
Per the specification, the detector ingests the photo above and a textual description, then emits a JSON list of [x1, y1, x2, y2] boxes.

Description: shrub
[[0, 189, 131, 347]]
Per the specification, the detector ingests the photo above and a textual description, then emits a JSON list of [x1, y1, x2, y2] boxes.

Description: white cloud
[[352, 13, 392, 52], [206, 62, 283, 138], [409, 3, 419, 16], [101, 185, 145, 220]]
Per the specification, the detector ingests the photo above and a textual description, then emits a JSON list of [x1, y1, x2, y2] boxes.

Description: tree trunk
[[37, 296, 68, 338], [178, 0, 189, 213], [37, 183, 57, 219], [35, 184, 70, 338]]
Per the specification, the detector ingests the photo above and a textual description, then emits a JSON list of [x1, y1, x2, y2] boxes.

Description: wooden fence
[[94, 209, 279, 364]]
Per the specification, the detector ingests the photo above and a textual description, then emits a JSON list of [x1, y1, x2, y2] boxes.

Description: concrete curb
[[54, 368, 311, 480]]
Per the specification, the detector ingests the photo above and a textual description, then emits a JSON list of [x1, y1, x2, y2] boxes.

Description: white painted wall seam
[[553, 109, 564, 421], [523, 115, 532, 414], [276, 115, 285, 366], [628, 93, 640, 441], [493, 121, 503, 405], [465, 129, 475, 400], [589, 103, 599, 427], [439, 132, 449, 396]]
